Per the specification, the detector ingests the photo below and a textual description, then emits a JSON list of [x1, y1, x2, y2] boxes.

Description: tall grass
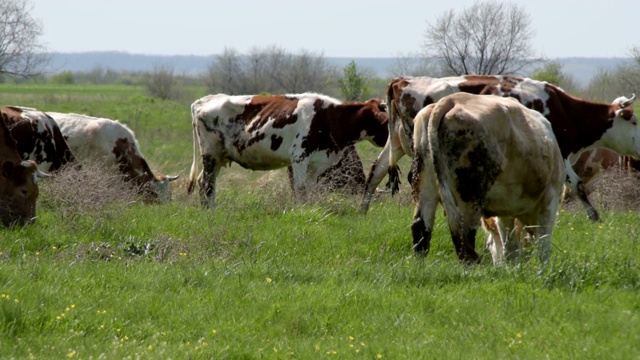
[[0, 84, 638, 359]]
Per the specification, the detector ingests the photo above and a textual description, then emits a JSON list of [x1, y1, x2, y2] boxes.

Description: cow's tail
[[386, 85, 401, 195], [427, 97, 461, 228], [187, 104, 200, 194]]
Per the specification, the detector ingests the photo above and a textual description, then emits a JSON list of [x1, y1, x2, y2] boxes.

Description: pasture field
[[0, 84, 639, 359]]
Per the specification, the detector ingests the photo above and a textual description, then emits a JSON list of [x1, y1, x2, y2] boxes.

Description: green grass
[[0, 84, 638, 359]]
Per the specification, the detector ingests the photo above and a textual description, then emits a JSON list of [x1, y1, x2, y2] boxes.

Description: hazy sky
[[31, 0, 638, 58]]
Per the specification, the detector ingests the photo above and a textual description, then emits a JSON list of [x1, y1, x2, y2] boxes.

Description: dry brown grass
[[564, 167, 640, 212], [38, 160, 141, 222]]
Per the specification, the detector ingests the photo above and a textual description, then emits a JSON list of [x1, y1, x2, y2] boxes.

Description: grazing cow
[[562, 148, 621, 200], [411, 93, 565, 264], [362, 75, 640, 223], [0, 112, 48, 226], [187, 93, 388, 208], [47, 112, 179, 203], [1, 106, 76, 172], [286, 144, 367, 194]]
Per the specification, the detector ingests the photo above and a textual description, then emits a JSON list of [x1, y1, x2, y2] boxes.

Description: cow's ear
[[378, 103, 387, 112], [1, 160, 15, 178], [615, 108, 634, 121]]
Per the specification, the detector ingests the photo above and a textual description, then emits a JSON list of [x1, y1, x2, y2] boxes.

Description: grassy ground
[[0, 84, 638, 359]]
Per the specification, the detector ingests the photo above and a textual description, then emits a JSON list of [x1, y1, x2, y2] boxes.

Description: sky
[[31, 0, 638, 59]]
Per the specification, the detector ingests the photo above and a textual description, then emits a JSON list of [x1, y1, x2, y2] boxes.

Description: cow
[[0, 111, 48, 226], [362, 75, 640, 224], [410, 92, 565, 264], [46, 112, 179, 203], [1, 106, 76, 172], [562, 148, 621, 200], [187, 93, 388, 208], [286, 144, 367, 194]]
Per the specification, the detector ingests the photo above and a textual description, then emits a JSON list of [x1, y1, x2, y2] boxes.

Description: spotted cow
[[47, 112, 179, 203], [187, 93, 388, 208], [410, 93, 565, 264], [0, 111, 48, 226], [362, 75, 640, 224], [1, 106, 76, 172]]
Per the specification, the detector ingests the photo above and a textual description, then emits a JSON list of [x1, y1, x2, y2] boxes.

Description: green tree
[[530, 61, 577, 91], [49, 71, 75, 84], [338, 60, 370, 102]]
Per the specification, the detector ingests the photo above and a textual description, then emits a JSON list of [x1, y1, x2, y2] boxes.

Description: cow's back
[[50, 112, 142, 161], [1, 106, 76, 171], [430, 93, 563, 217]]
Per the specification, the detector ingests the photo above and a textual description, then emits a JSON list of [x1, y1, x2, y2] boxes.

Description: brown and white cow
[[411, 93, 565, 264], [362, 75, 640, 223], [563, 148, 622, 200], [1, 106, 76, 172], [187, 93, 388, 208], [47, 112, 179, 203], [0, 111, 48, 226]]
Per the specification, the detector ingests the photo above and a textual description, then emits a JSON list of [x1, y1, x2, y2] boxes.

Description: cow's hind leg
[[446, 209, 480, 264], [200, 154, 222, 208], [499, 216, 523, 262], [482, 217, 504, 265], [410, 155, 439, 256]]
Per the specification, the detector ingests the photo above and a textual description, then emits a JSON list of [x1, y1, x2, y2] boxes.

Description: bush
[[49, 71, 75, 84], [38, 160, 141, 224]]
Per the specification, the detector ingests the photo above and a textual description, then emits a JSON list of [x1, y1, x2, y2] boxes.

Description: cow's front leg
[[564, 159, 599, 222], [289, 158, 310, 200], [362, 141, 391, 213]]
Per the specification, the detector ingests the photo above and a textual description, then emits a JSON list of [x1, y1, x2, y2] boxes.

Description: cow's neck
[[548, 89, 614, 159]]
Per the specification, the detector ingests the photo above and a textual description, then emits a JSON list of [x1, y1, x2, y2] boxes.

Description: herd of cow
[[1, 74, 639, 265]]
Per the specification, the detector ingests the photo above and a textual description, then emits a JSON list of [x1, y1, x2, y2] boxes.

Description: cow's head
[[599, 94, 640, 157], [0, 160, 47, 226], [363, 99, 389, 147], [144, 174, 180, 203]]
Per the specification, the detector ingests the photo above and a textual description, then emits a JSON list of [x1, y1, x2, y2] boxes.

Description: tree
[[204, 46, 335, 95], [338, 61, 370, 101], [423, 0, 538, 76], [530, 61, 578, 92], [49, 71, 74, 84], [204, 47, 246, 95], [583, 46, 640, 102], [387, 52, 445, 78], [145, 64, 180, 100], [0, 0, 48, 78]]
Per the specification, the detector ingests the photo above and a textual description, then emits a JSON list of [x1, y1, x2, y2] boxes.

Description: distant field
[[0, 84, 638, 359]]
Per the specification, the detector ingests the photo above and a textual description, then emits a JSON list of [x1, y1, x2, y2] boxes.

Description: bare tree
[[204, 46, 335, 95], [423, 0, 538, 76], [387, 51, 446, 77], [0, 0, 48, 78], [584, 47, 640, 101], [276, 49, 334, 93], [145, 64, 180, 100], [205, 47, 246, 95]]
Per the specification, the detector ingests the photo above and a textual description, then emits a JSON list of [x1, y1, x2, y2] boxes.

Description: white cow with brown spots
[[188, 93, 388, 208], [47, 112, 179, 203]]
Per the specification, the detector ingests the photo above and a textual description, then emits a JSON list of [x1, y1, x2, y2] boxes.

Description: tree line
[[1, 0, 639, 104]]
